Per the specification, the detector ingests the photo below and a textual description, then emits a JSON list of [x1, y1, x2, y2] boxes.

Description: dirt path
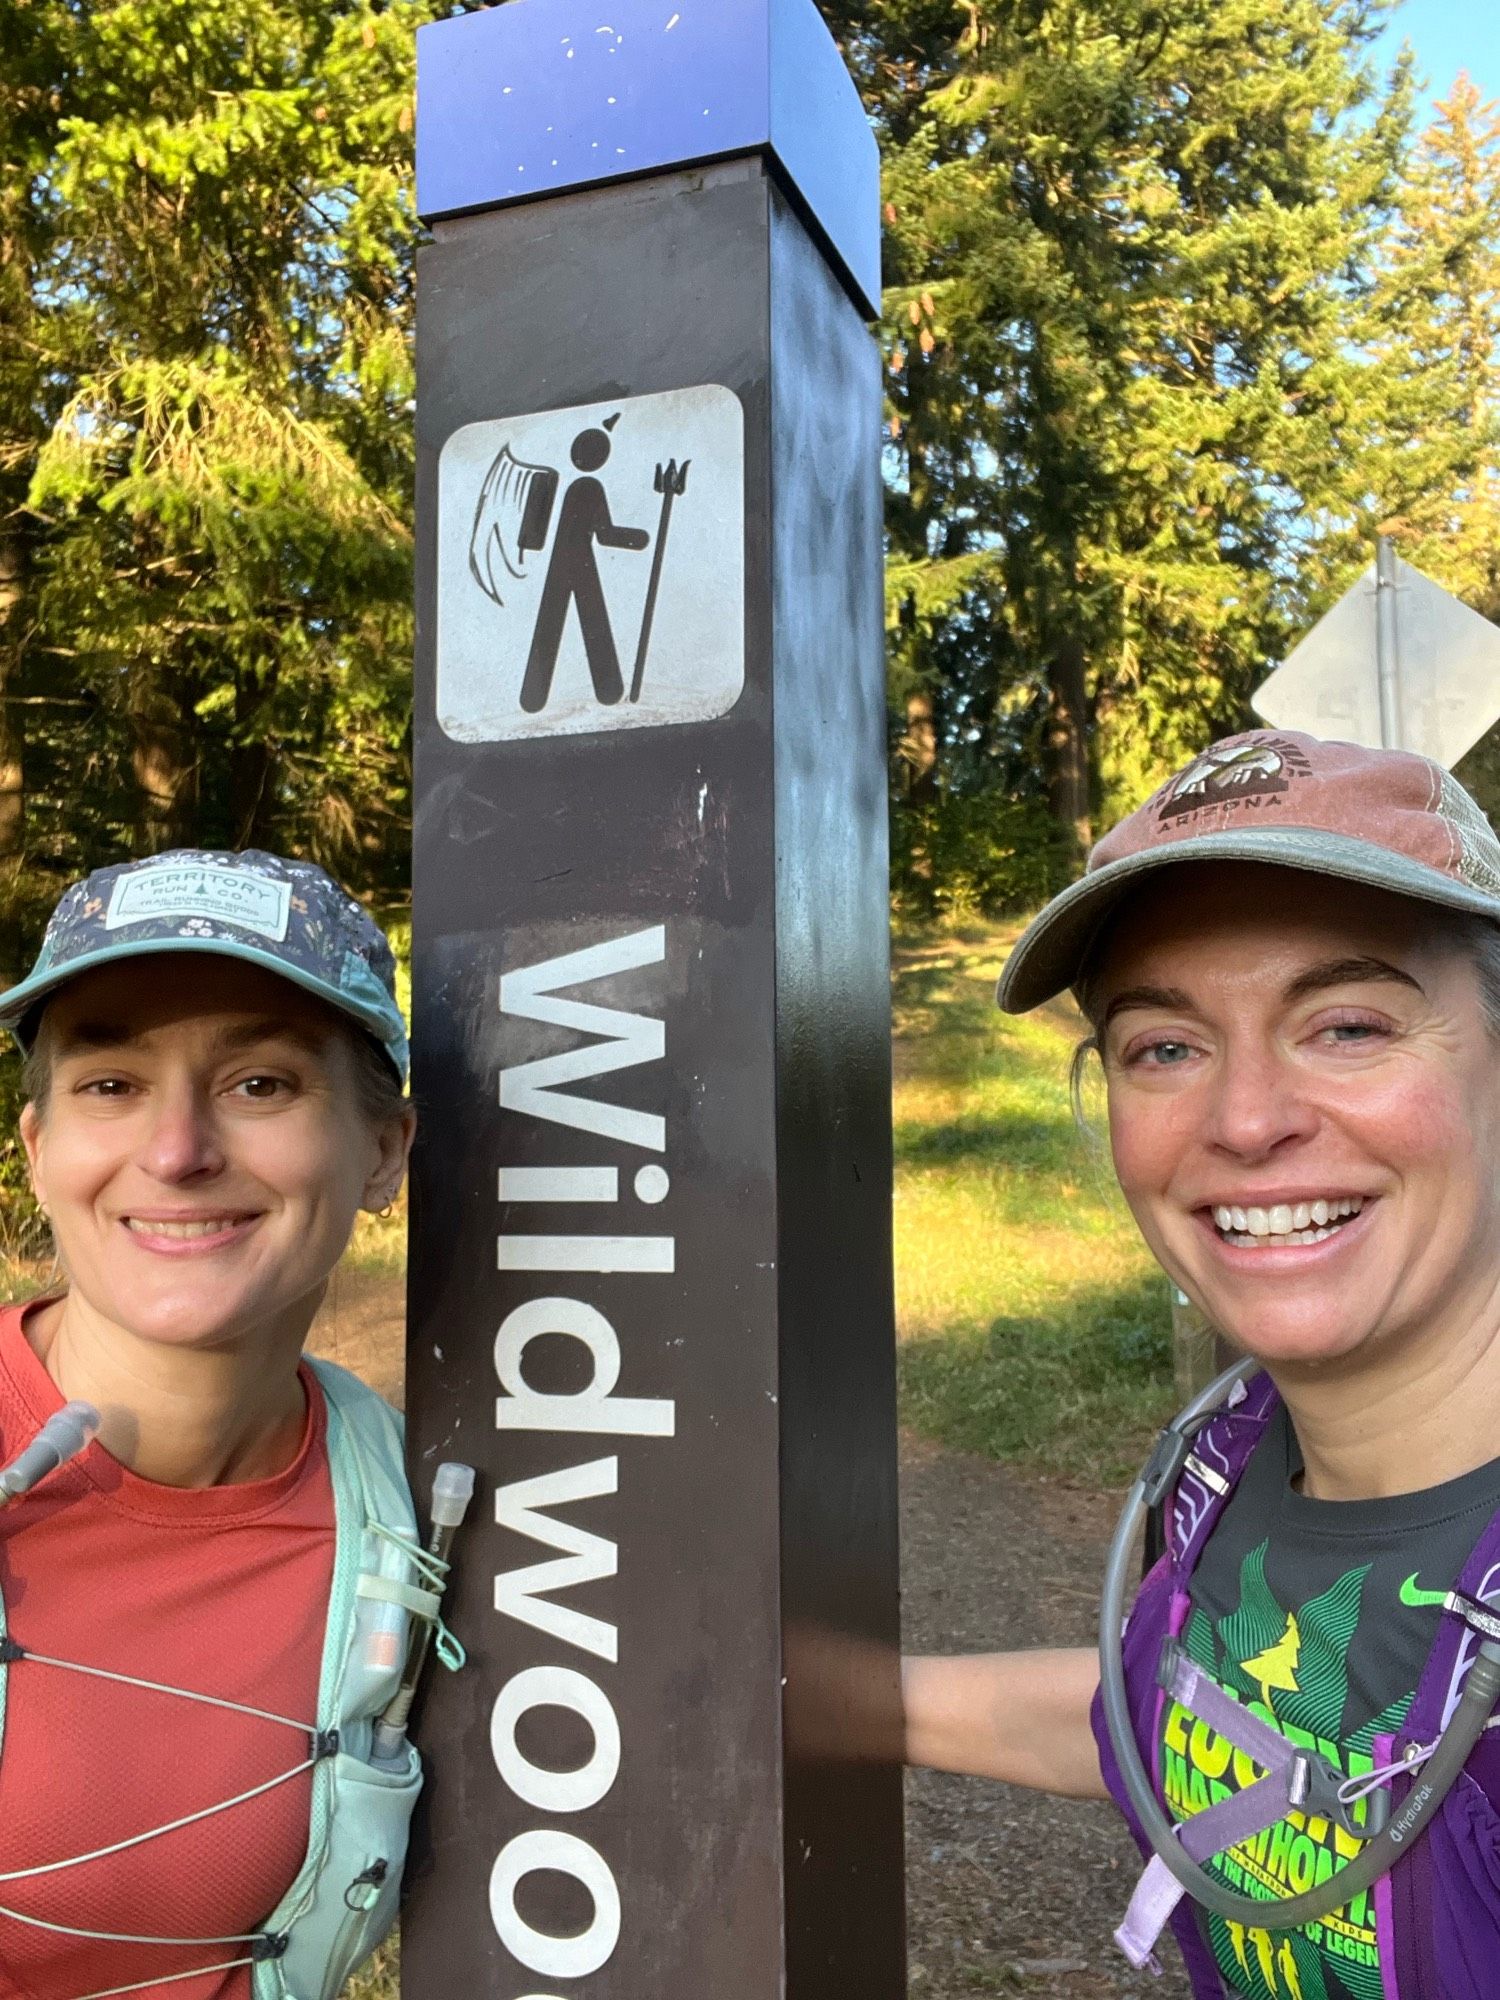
[[311, 1278, 1191, 1999], [901, 1434, 1189, 1998]]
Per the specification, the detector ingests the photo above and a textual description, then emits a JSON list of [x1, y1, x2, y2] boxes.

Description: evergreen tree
[[1373, 74, 1500, 616], [0, 0, 77, 965], [17, 0, 430, 920], [828, 0, 1414, 908]]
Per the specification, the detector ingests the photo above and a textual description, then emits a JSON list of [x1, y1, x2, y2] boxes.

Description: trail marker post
[[404, 2, 904, 1994]]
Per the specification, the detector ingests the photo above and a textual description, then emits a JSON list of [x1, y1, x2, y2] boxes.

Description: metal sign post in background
[[405, 2, 905, 1994]]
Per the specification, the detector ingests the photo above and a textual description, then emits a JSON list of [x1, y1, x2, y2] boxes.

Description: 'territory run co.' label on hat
[[437, 386, 746, 744], [105, 866, 293, 941]]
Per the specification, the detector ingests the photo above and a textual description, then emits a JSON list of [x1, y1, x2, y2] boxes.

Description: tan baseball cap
[[997, 729, 1500, 1014]]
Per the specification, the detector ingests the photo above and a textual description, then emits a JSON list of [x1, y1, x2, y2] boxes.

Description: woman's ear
[[19, 1101, 46, 1211], [361, 1104, 418, 1213]]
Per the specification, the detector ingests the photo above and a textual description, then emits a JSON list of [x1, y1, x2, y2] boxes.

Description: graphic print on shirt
[[1161, 1542, 1411, 2000]]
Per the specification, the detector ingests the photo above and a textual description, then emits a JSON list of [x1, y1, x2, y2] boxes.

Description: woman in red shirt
[[0, 848, 416, 2000]]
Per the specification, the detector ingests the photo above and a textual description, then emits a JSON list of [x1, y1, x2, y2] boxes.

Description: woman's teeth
[[1211, 1197, 1364, 1248], [125, 1216, 241, 1240]]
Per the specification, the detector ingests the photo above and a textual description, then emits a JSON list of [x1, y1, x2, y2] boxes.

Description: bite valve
[[0, 1401, 101, 1505]]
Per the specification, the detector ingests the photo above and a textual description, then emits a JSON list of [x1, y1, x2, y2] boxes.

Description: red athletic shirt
[[0, 1301, 335, 2000]]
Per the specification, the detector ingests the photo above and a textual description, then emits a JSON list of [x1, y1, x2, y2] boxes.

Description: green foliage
[[892, 784, 1065, 921], [5, 0, 1500, 957], [822, 1, 1500, 911], [2, 0, 437, 986], [0, 1053, 47, 1263]]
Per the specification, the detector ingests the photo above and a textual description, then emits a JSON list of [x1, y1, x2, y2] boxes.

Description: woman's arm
[[901, 1647, 1107, 1799]]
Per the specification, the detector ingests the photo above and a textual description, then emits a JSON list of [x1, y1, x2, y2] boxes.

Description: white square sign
[[437, 385, 746, 743]]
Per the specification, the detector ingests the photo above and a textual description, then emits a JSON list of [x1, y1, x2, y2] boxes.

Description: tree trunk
[[1044, 632, 1091, 864], [230, 665, 277, 849], [131, 685, 197, 851], [903, 684, 937, 807], [0, 526, 26, 866], [0, 521, 27, 983]]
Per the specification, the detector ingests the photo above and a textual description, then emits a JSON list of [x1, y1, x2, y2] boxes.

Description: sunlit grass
[[344, 1194, 409, 1275], [892, 921, 1175, 1486]]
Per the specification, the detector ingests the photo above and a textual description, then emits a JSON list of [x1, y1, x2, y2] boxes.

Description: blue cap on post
[[416, 0, 881, 320]]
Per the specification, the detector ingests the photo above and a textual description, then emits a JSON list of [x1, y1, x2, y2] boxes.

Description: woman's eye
[[1317, 1017, 1390, 1045], [232, 1074, 292, 1099], [1127, 1038, 1197, 1067], [79, 1077, 134, 1098]]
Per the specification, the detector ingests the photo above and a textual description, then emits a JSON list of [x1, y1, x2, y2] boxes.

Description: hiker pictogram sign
[[437, 385, 745, 742]]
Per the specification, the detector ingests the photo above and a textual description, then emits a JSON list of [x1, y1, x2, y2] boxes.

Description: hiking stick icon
[[629, 459, 691, 704]]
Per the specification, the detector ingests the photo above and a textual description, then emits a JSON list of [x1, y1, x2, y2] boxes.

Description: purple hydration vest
[[1091, 1373, 1500, 1999]]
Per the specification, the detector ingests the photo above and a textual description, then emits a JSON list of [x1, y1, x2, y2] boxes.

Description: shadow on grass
[[896, 1109, 1085, 1169], [898, 1268, 1177, 1488]]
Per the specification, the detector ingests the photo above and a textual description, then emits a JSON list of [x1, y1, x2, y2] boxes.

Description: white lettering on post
[[490, 1829, 622, 1979], [494, 1459, 620, 1664], [491, 1665, 621, 1813], [490, 926, 677, 1988]]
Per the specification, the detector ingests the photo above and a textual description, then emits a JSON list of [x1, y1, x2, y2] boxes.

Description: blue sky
[[1376, 0, 1499, 113]]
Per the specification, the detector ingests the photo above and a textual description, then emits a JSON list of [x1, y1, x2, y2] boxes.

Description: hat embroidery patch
[[104, 865, 293, 942], [1158, 737, 1314, 823]]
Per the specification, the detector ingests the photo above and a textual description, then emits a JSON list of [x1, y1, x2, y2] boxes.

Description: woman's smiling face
[[19, 954, 412, 1355], [1093, 864, 1500, 1374]]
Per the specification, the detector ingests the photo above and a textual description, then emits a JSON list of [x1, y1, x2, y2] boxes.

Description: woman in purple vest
[[903, 729, 1500, 2000]]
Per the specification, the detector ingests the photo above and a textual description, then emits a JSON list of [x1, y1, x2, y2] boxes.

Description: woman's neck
[[24, 1292, 313, 1488], [1275, 1272, 1500, 1501]]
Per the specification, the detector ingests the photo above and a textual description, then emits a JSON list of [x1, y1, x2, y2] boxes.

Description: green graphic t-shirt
[[1161, 1407, 1500, 2000]]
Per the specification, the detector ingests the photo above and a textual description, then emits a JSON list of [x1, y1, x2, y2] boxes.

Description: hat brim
[[997, 825, 1500, 1014], [0, 936, 409, 1082]]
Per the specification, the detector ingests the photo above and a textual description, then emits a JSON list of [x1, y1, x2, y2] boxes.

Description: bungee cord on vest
[[0, 1515, 456, 2000], [0, 1392, 472, 2000], [0, 1633, 333, 1995]]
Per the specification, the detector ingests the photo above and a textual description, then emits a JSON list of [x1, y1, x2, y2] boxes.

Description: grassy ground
[[891, 921, 1175, 1487]]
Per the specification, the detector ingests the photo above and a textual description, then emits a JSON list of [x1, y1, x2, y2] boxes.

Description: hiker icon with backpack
[[467, 413, 690, 715]]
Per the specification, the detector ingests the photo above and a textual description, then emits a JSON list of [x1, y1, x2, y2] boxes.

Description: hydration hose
[[0, 1401, 101, 1506], [1099, 1357, 1500, 1933], [371, 1461, 475, 1766]]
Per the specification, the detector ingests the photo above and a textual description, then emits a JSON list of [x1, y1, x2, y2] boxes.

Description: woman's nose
[[139, 1082, 226, 1181], [1203, 1042, 1318, 1161]]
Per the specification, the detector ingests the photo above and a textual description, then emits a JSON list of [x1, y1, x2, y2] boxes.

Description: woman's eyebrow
[[1101, 984, 1193, 1031], [53, 1018, 329, 1057], [1282, 956, 1424, 1002], [209, 1019, 331, 1056]]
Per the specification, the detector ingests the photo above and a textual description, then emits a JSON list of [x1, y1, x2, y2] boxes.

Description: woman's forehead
[[1090, 864, 1436, 990], [43, 955, 339, 1051]]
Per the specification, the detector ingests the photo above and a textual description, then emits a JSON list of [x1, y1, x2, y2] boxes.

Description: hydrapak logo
[[488, 925, 675, 1988], [437, 387, 745, 743]]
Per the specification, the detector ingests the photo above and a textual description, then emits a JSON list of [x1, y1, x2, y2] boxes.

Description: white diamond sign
[[1253, 554, 1500, 769]]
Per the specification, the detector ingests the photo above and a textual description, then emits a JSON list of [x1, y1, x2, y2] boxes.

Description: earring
[[377, 1199, 396, 1219]]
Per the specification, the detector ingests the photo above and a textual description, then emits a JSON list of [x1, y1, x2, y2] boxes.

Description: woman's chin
[[81, 1281, 303, 1355], [1209, 1312, 1376, 1374]]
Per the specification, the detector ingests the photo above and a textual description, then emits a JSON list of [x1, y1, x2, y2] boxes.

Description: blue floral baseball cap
[[0, 850, 409, 1083]]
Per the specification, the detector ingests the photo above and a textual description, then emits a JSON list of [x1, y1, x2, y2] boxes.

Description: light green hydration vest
[[0, 1356, 452, 2000]]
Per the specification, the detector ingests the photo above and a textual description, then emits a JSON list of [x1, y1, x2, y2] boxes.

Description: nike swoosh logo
[[1400, 1574, 1448, 1609]]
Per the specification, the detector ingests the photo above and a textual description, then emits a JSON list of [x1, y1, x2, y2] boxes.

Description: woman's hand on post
[[901, 1647, 1107, 1800]]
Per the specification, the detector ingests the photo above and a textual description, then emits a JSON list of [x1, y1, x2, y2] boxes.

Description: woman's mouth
[[121, 1213, 261, 1251], [1209, 1196, 1366, 1249]]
